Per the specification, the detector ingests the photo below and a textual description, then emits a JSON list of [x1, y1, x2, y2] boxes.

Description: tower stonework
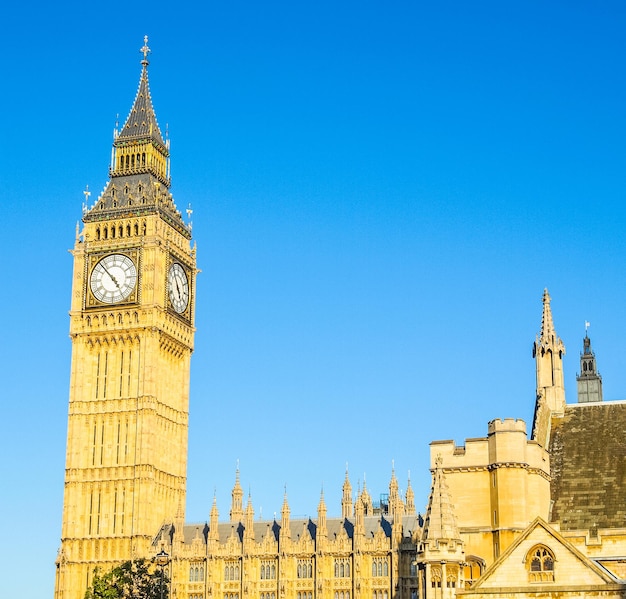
[[576, 333, 603, 403], [54, 38, 195, 599]]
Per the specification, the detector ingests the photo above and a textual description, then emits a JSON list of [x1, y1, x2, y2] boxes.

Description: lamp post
[[155, 549, 170, 599]]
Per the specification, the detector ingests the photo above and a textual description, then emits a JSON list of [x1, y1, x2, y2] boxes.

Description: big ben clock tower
[[54, 38, 195, 599]]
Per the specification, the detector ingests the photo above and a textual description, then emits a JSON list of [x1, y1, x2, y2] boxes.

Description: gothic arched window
[[527, 545, 555, 582], [463, 557, 484, 589]]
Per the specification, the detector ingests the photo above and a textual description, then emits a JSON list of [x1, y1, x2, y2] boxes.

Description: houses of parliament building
[[54, 40, 626, 599]]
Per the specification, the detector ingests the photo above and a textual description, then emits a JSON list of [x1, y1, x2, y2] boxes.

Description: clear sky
[[1, 2, 626, 597]]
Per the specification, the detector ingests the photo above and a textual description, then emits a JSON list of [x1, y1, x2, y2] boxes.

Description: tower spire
[[539, 288, 556, 341], [83, 37, 189, 238], [115, 35, 165, 147], [532, 288, 566, 446], [230, 465, 244, 522], [405, 471, 415, 515], [341, 466, 353, 519]]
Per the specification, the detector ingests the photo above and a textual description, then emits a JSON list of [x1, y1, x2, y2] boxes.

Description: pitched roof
[[422, 458, 460, 543], [156, 513, 421, 547], [549, 401, 626, 531]]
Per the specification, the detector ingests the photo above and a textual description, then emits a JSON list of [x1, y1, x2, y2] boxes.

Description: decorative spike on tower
[[317, 488, 328, 541], [405, 471, 415, 515], [341, 466, 353, 519], [230, 466, 244, 522], [280, 487, 291, 541], [244, 494, 255, 542], [209, 494, 220, 544], [360, 475, 373, 515]]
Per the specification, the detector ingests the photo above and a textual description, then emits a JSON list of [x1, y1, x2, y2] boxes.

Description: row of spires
[[170, 458, 459, 555], [223, 465, 417, 525]]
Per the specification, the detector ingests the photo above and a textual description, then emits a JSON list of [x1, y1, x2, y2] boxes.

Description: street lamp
[[155, 549, 170, 599]]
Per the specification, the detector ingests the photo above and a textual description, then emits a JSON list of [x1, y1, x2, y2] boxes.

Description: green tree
[[85, 558, 169, 599]]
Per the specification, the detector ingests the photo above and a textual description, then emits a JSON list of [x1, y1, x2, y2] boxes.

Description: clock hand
[[101, 263, 121, 289], [175, 278, 182, 300]]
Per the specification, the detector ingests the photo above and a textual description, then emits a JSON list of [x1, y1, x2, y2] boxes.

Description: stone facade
[[54, 42, 626, 599]]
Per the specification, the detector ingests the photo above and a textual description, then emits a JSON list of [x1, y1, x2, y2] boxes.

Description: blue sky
[[1, 2, 626, 597]]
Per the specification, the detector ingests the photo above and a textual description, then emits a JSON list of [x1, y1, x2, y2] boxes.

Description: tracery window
[[189, 563, 205, 582], [430, 566, 442, 588], [463, 558, 484, 589], [260, 560, 276, 580], [527, 545, 555, 582], [297, 559, 313, 578], [446, 565, 458, 588], [224, 562, 239, 581], [371, 557, 388, 577], [334, 558, 350, 578]]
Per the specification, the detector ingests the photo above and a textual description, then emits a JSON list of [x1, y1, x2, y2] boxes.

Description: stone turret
[[244, 493, 255, 542], [577, 331, 603, 403], [208, 494, 220, 545], [359, 477, 373, 515], [419, 456, 464, 596], [280, 489, 291, 542], [230, 467, 244, 522], [405, 473, 415, 515], [341, 468, 353, 519], [317, 489, 328, 550]]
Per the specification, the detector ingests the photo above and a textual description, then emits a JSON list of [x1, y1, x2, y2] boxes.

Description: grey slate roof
[[156, 514, 422, 548], [118, 62, 166, 147], [549, 401, 626, 532]]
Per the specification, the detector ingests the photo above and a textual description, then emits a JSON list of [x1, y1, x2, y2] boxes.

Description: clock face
[[90, 254, 137, 304], [168, 262, 189, 314]]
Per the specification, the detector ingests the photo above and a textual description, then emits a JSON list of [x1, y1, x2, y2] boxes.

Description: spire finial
[[540, 288, 555, 340], [82, 184, 91, 213], [141, 35, 150, 66]]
